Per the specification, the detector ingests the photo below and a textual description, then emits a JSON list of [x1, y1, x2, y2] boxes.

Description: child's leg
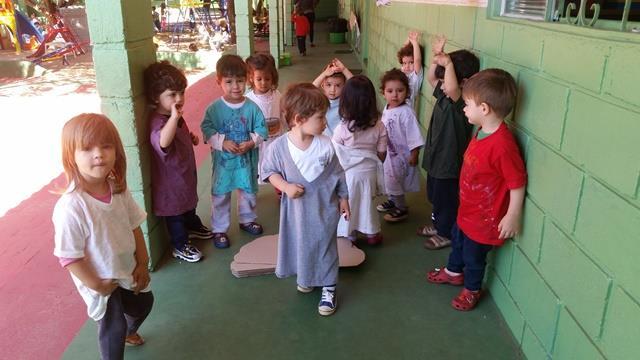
[[445, 224, 465, 274], [237, 190, 257, 224], [296, 36, 306, 54], [97, 288, 128, 359], [461, 234, 493, 291], [389, 194, 407, 210], [164, 214, 189, 250], [429, 176, 459, 239], [121, 289, 154, 337], [211, 193, 232, 233]]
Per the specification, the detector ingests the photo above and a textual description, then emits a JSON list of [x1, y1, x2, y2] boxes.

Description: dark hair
[[434, 49, 480, 82], [216, 54, 248, 79], [380, 68, 409, 94], [339, 75, 379, 132], [396, 43, 425, 66], [246, 53, 279, 88], [281, 83, 329, 128], [462, 68, 517, 119], [327, 71, 346, 83], [143, 61, 187, 104]]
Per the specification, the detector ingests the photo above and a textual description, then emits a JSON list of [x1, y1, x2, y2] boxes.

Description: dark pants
[[304, 12, 316, 43], [164, 208, 205, 250], [98, 287, 154, 360], [446, 224, 493, 291], [426, 175, 459, 239], [296, 36, 306, 54]]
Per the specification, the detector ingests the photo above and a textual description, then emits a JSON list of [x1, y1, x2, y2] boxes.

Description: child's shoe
[[366, 233, 383, 246], [376, 200, 396, 213], [297, 284, 314, 293], [383, 208, 409, 222], [451, 288, 482, 311], [172, 244, 203, 262], [318, 286, 337, 316], [188, 224, 215, 240], [239, 222, 264, 235], [426, 266, 463, 285], [212, 233, 230, 249], [125, 333, 145, 346]]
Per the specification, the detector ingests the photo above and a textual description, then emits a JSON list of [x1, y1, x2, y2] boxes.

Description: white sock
[[444, 268, 462, 277]]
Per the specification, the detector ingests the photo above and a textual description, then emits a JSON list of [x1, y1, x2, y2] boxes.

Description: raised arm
[[312, 63, 337, 87], [408, 31, 422, 75], [427, 35, 446, 88], [332, 58, 353, 80]]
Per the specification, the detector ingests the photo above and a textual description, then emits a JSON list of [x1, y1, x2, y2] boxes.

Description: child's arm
[[332, 58, 353, 80], [66, 260, 118, 296], [131, 226, 150, 294], [408, 31, 422, 75], [267, 174, 305, 198], [339, 198, 350, 221], [159, 103, 183, 148], [408, 147, 420, 166], [435, 53, 462, 101], [427, 35, 446, 88], [498, 187, 525, 239], [312, 63, 337, 87]]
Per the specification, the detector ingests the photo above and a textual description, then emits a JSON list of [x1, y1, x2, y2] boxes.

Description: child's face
[[297, 111, 327, 135], [322, 76, 345, 100], [400, 56, 415, 74], [463, 97, 485, 126], [252, 70, 273, 94], [75, 143, 116, 188], [383, 80, 407, 109], [218, 75, 246, 103], [156, 88, 185, 115]]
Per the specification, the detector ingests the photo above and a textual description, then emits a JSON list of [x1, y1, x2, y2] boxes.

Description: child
[[376, 69, 425, 222], [152, 6, 161, 32], [427, 69, 526, 311], [419, 36, 480, 250], [145, 61, 212, 263], [245, 54, 287, 184], [261, 83, 350, 316], [397, 30, 424, 110], [292, 6, 310, 56], [332, 75, 387, 246], [201, 54, 268, 248], [52, 114, 154, 359], [312, 58, 353, 137]]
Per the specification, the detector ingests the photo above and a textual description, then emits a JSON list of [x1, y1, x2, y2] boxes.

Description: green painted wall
[[349, 3, 640, 359]]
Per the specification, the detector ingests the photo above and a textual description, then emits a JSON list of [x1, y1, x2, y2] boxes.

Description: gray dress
[[261, 135, 348, 287]]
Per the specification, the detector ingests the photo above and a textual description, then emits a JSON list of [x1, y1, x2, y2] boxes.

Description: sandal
[[426, 266, 464, 286], [423, 234, 452, 250], [212, 233, 230, 249], [239, 222, 264, 235], [383, 208, 409, 222], [417, 224, 438, 237], [451, 288, 482, 311], [125, 333, 145, 346]]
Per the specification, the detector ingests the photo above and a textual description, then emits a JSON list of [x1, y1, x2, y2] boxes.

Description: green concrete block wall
[[351, 2, 640, 359]]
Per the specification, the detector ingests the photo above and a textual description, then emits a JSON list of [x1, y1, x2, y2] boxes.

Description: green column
[[235, 0, 255, 58], [268, 0, 281, 66], [85, 0, 165, 269]]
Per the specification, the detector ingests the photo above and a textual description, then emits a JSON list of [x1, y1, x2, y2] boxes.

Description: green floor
[[63, 27, 522, 360]]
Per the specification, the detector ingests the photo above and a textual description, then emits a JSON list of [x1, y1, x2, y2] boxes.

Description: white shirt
[[406, 68, 424, 110], [52, 186, 148, 320], [287, 134, 334, 183]]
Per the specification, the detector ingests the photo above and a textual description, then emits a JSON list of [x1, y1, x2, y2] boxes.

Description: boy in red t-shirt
[[427, 69, 527, 311], [292, 7, 310, 56]]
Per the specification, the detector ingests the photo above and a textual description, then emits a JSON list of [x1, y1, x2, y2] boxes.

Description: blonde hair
[[281, 83, 329, 127], [61, 113, 127, 194]]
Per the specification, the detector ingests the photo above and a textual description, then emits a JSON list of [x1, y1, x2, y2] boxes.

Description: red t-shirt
[[292, 14, 310, 36], [457, 123, 527, 246]]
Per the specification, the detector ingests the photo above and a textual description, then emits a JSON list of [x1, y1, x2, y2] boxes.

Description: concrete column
[[85, 0, 164, 268], [235, 0, 254, 58], [268, 0, 281, 65], [283, 0, 292, 47]]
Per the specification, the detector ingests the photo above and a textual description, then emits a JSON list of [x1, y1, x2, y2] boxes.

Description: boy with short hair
[[427, 68, 527, 311], [312, 58, 353, 137], [200, 54, 268, 248]]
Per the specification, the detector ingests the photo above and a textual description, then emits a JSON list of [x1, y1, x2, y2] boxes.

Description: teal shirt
[[201, 99, 267, 195]]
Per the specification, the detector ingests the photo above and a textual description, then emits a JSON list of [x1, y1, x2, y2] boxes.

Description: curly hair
[[396, 43, 425, 66], [143, 61, 187, 104], [339, 75, 379, 132], [380, 68, 409, 94]]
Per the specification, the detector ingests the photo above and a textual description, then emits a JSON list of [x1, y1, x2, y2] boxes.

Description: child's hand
[[323, 63, 338, 77], [432, 34, 446, 55], [332, 58, 346, 72], [339, 198, 350, 221], [433, 53, 452, 67], [498, 212, 522, 239], [170, 102, 184, 120], [408, 30, 420, 43], [408, 149, 419, 166], [190, 132, 199, 146], [237, 140, 255, 154], [132, 264, 150, 294], [285, 183, 305, 198], [96, 279, 118, 296], [222, 140, 240, 153]]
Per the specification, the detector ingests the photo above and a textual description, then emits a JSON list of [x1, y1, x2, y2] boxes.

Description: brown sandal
[[423, 234, 452, 250], [125, 333, 145, 346], [417, 224, 438, 237]]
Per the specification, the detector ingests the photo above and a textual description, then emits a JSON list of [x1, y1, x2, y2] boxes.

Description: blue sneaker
[[172, 244, 203, 263], [318, 287, 337, 316]]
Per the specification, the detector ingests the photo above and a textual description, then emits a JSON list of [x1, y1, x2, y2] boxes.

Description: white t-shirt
[[52, 186, 148, 321], [406, 68, 424, 110], [287, 134, 334, 183], [245, 89, 285, 140]]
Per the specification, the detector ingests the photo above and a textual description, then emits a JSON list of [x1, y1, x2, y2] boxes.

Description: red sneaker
[[366, 233, 383, 246], [451, 288, 481, 311], [426, 266, 464, 286]]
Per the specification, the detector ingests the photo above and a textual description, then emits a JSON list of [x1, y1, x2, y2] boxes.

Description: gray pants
[[389, 194, 407, 210], [97, 287, 154, 360], [211, 190, 257, 233]]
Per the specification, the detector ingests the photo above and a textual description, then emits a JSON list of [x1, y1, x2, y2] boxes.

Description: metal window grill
[[502, 0, 550, 20]]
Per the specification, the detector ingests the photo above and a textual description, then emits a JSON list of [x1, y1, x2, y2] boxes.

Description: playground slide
[[15, 10, 44, 44]]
